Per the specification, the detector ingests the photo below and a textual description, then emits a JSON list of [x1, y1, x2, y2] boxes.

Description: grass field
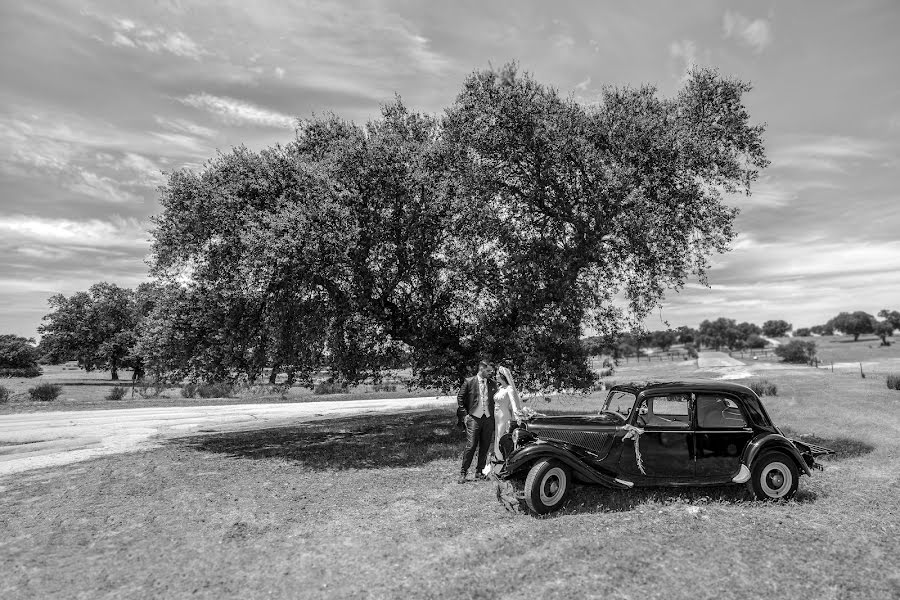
[[2, 365, 899, 599]]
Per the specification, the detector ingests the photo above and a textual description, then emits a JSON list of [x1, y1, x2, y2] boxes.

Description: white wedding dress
[[489, 366, 524, 462]]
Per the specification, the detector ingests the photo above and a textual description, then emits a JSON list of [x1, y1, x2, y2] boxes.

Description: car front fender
[[501, 440, 632, 490], [742, 433, 812, 476]]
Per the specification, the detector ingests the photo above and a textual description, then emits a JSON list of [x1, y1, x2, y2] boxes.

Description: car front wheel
[[524, 458, 571, 514], [749, 451, 799, 500]]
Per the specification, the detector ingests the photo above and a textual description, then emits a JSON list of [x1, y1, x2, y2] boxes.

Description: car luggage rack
[[804, 442, 835, 456]]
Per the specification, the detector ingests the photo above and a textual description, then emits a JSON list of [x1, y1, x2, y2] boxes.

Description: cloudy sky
[[1, 0, 898, 338]]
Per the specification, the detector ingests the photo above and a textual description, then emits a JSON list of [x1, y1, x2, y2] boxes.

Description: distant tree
[[745, 334, 767, 349], [774, 340, 816, 364], [828, 311, 876, 341], [698, 318, 746, 350], [675, 326, 697, 345], [581, 336, 604, 357], [736, 322, 761, 338], [810, 324, 834, 336], [649, 330, 677, 351], [762, 320, 792, 337], [39, 283, 138, 380], [0, 334, 41, 377], [794, 327, 811, 337], [873, 321, 894, 346], [878, 309, 900, 331]]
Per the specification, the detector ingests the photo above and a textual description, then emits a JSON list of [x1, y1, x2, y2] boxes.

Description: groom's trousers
[[460, 414, 495, 475]]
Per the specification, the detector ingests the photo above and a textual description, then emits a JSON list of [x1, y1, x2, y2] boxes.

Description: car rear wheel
[[524, 459, 571, 514], [749, 451, 799, 500]]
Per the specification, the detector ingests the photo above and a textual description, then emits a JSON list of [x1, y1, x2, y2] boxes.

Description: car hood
[[526, 412, 625, 432]]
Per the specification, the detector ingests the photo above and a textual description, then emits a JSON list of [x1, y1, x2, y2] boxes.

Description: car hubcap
[[760, 462, 791, 498], [539, 467, 566, 505]]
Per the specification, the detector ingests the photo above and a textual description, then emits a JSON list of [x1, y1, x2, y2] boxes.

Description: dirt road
[[0, 396, 454, 477], [696, 351, 746, 368]]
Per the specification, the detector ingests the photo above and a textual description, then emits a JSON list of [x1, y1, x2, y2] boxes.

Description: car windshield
[[602, 390, 636, 417]]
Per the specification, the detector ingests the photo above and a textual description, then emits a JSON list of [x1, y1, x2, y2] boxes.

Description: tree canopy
[[39, 282, 147, 380], [0, 334, 41, 377], [761, 319, 792, 337], [145, 64, 768, 391], [827, 311, 875, 341]]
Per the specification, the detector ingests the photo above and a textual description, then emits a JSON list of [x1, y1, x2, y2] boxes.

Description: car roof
[[608, 380, 755, 396]]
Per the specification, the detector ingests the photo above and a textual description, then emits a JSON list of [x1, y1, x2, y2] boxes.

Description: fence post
[[859, 362, 865, 379]]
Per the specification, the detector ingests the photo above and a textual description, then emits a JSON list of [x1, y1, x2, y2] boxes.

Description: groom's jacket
[[457, 376, 498, 417]]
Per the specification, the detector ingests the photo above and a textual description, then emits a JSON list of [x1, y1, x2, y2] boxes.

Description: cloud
[[722, 11, 773, 53], [0, 111, 177, 203], [87, 11, 207, 59], [771, 135, 881, 172], [153, 116, 217, 138], [669, 39, 710, 79], [0, 215, 150, 248], [658, 239, 900, 327], [574, 76, 592, 91], [670, 39, 697, 70], [66, 170, 142, 203], [179, 93, 296, 129]]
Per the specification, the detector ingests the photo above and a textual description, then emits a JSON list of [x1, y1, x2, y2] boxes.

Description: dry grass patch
[[3, 369, 900, 599]]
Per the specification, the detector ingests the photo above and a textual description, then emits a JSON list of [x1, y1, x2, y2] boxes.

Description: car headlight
[[512, 428, 536, 449]]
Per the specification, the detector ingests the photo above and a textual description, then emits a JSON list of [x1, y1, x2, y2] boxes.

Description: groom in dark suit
[[457, 360, 498, 483]]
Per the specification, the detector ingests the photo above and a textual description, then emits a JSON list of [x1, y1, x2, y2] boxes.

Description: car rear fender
[[501, 440, 632, 490], [742, 433, 812, 476]]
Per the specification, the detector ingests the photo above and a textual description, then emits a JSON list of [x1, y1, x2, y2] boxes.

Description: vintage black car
[[497, 381, 833, 514]]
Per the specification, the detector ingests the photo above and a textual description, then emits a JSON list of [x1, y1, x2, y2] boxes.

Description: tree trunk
[[111, 368, 118, 380], [854, 333, 860, 341]]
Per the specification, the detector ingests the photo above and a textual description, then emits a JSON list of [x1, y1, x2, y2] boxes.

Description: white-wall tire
[[524, 458, 571, 514], [749, 451, 799, 500]]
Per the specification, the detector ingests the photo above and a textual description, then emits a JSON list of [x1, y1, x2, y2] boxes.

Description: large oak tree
[[146, 64, 768, 391]]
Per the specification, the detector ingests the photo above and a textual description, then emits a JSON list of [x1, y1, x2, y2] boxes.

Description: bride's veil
[[498, 365, 522, 410]]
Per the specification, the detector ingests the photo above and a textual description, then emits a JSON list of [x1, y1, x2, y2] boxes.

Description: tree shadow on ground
[[779, 427, 876, 460], [179, 409, 466, 470]]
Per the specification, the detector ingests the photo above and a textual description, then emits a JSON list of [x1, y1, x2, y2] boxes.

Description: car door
[[693, 392, 754, 480], [619, 393, 695, 479]]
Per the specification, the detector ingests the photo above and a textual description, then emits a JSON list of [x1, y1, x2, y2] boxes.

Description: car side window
[[696, 394, 748, 429], [637, 394, 691, 428]]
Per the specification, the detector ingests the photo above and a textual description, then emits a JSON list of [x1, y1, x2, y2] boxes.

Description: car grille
[[537, 429, 615, 457]]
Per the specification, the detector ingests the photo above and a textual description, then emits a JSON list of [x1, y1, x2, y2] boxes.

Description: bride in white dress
[[487, 365, 524, 467]]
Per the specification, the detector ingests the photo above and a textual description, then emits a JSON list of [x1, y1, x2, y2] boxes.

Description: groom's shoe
[[457, 474, 467, 484], [475, 473, 488, 481]]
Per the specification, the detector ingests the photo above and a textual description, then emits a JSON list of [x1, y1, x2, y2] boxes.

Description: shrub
[[135, 379, 166, 399], [196, 382, 234, 398], [887, 375, 900, 391], [684, 343, 698, 359], [748, 379, 777, 397], [272, 383, 292, 398], [745, 334, 767, 349], [105, 386, 128, 401], [28, 383, 63, 402], [794, 328, 811, 337], [0, 385, 9, 403], [181, 383, 198, 398], [314, 380, 349, 395], [372, 382, 398, 392], [774, 340, 817, 364], [0, 366, 42, 378]]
